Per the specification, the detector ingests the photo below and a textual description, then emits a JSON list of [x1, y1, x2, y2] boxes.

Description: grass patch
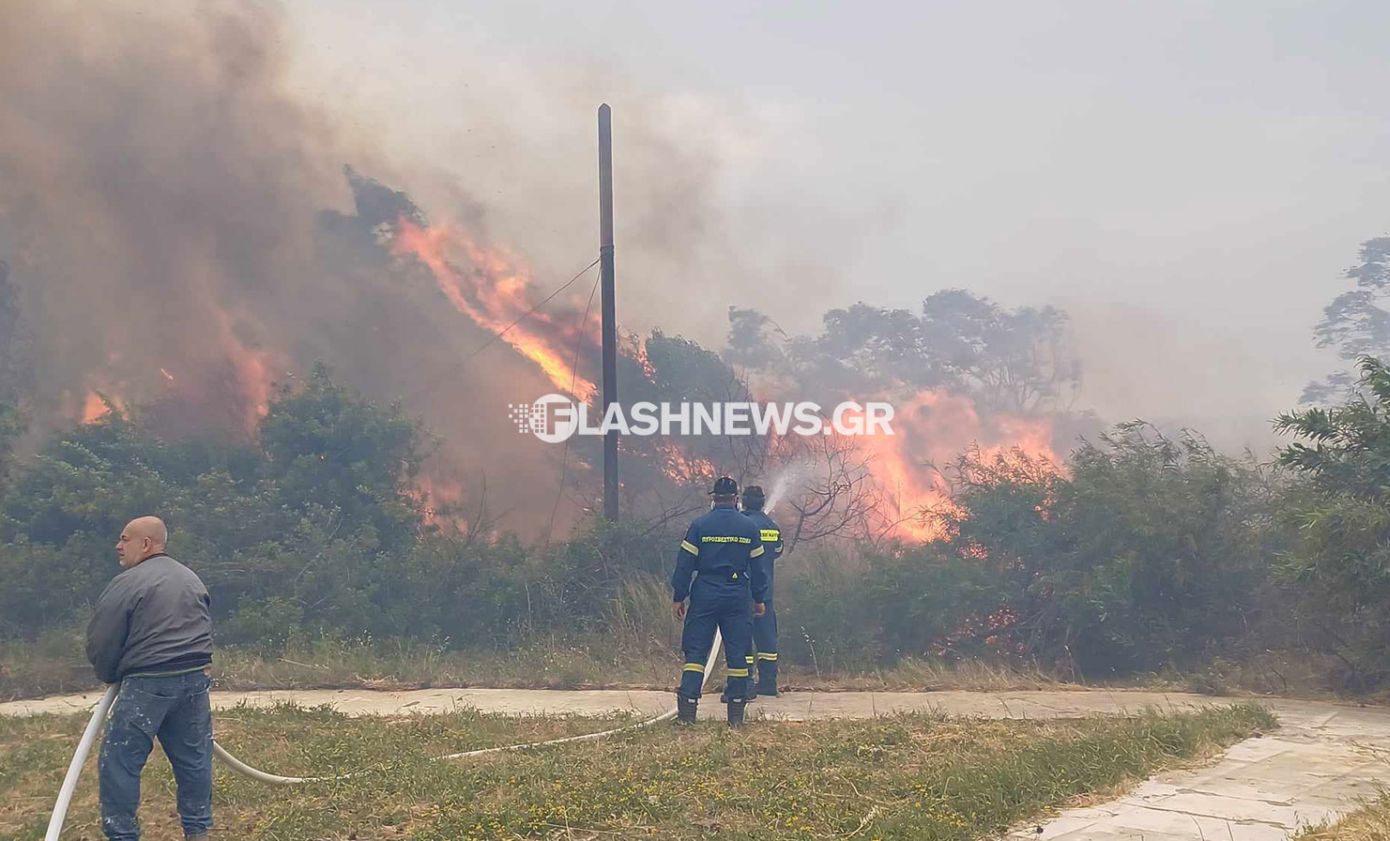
[[6, 631, 1363, 705], [1, 703, 1274, 840], [1296, 793, 1390, 839], [0, 634, 1070, 703], [0, 632, 97, 701]]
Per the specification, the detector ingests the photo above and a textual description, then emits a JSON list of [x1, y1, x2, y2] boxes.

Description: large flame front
[[391, 217, 597, 400], [857, 391, 1058, 542]]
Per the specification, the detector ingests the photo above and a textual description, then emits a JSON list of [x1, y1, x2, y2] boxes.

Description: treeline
[[778, 428, 1288, 678], [4, 360, 1390, 691]]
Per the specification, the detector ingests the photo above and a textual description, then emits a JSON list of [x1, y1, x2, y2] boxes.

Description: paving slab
[[1005, 698, 1390, 840]]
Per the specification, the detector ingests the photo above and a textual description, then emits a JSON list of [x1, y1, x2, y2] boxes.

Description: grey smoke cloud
[[278, 0, 1390, 453]]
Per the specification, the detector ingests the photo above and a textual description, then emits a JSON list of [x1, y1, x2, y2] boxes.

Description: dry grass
[[1296, 794, 1390, 839], [0, 703, 1275, 840], [794, 657, 1064, 692], [0, 632, 93, 701], [1, 638, 1071, 702], [1154, 651, 1364, 702], [1, 627, 1368, 705]]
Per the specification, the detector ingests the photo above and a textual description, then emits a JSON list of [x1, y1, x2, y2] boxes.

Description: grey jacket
[[86, 554, 213, 683]]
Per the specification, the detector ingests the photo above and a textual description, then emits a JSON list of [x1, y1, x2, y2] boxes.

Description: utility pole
[[598, 104, 619, 522]]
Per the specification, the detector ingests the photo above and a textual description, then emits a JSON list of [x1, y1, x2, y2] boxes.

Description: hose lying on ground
[[46, 631, 725, 834]]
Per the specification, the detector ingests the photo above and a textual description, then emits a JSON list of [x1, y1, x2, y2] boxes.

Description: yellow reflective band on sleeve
[[757, 652, 778, 661], [760, 529, 781, 542], [726, 668, 749, 678], [745, 655, 755, 664], [683, 663, 706, 673], [680, 540, 699, 556], [750, 546, 765, 558]]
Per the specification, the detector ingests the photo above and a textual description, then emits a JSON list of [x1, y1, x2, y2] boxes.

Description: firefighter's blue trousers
[[678, 574, 753, 702], [752, 597, 778, 690]]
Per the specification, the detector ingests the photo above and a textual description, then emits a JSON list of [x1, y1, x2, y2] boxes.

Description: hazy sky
[[282, 0, 1390, 449]]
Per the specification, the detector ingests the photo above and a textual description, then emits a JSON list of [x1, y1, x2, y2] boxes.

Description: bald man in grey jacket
[[87, 516, 213, 841]]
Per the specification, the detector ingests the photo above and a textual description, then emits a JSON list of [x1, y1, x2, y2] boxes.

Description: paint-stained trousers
[[99, 671, 213, 841], [678, 575, 754, 702]]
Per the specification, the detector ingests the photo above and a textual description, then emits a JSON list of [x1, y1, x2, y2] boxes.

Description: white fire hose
[[44, 682, 119, 841], [45, 632, 726, 838]]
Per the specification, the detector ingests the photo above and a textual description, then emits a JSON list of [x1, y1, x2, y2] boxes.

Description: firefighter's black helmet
[[742, 485, 766, 510], [709, 476, 738, 497]]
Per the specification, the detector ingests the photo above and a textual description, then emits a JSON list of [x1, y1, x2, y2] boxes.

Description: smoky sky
[[0, 0, 346, 420], [5, 0, 1389, 475], [284, 0, 1390, 451]]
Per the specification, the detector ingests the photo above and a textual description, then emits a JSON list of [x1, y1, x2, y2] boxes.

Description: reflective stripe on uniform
[[757, 652, 778, 661], [726, 668, 749, 678], [681, 540, 699, 556], [750, 545, 765, 558], [683, 663, 705, 673], [745, 655, 755, 664]]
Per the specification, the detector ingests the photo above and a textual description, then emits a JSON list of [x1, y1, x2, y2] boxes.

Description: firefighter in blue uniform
[[741, 485, 784, 697], [672, 476, 769, 726]]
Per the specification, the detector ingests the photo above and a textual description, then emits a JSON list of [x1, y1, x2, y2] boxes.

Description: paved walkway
[[6, 688, 1388, 838], [1003, 698, 1390, 840], [0, 686, 1240, 719]]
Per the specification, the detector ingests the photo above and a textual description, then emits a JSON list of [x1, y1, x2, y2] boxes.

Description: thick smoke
[[0, 0, 1102, 538], [0, 0, 590, 523], [0, 1, 342, 423]]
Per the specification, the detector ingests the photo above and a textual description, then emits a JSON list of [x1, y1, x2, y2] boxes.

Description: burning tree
[[721, 298, 1088, 545]]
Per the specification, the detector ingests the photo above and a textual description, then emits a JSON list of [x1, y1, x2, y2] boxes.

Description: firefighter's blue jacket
[[672, 505, 769, 604], [742, 509, 783, 586]]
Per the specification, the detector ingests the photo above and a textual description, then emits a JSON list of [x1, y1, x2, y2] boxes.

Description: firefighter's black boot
[[756, 660, 779, 696], [727, 700, 746, 727], [676, 695, 698, 725]]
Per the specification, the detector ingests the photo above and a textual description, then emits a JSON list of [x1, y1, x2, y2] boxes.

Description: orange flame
[[856, 391, 1057, 542], [633, 341, 657, 382], [656, 441, 717, 486], [414, 474, 469, 531], [213, 310, 279, 434], [391, 217, 597, 400], [68, 306, 279, 436], [80, 391, 125, 424]]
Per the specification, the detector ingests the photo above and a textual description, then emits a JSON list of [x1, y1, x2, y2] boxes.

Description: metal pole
[[598, 104, 619, 522]]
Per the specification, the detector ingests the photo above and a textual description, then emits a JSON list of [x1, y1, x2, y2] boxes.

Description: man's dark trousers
[[99, 671, 213, 841]]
